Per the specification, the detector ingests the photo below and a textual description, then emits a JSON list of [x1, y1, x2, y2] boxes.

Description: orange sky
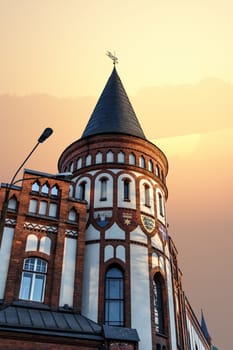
[[1, 1, 233, 349]]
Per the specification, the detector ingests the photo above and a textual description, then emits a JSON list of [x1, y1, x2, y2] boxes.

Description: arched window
[[7, 196, 17, 211], [100, 178, 108, 201], [68, 208, 77, 222], [79, 181, 86, 201], [106, 151, 114, 163], [77, 157, 82, 169], [96, 151, 103, 164], [139, 156, 145, 168], [32, 181, 40, 193], [156, 165, 161, 178], [105, 266, 124, 326], [25, 234, 38, 252], [39, 237, 51, 255], [153, 274, 165, 334], [158, 193, 164, 217], [19, 258, 47, 302], [149, 160, 154, 172], [85, 154, 92, 166], [129, 153, 136, 165], [117, 151, 125, 163], [41, 183, 49, 195], [144, 184, 150, 207], [51, 185, 59, 197], [123, 179, 130, 201]]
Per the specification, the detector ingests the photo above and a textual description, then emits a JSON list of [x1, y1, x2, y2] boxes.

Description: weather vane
[[106, 51, 118, 65]]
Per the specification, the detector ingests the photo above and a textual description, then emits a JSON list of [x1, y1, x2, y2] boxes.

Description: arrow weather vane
[[106, 51, 118, 65]]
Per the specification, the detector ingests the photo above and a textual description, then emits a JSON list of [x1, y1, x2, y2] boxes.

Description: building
[[0, 65, 213, 350]]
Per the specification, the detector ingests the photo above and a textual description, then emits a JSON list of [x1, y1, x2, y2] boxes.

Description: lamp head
[[38, 128, 53, 143]]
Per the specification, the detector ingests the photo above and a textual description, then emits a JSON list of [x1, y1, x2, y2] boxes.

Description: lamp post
[[0, 127, 53, 248]]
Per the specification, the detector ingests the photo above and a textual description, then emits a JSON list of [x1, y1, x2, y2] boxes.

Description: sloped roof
[[81, 67, 146, 140], [0, 304, 102, 340]]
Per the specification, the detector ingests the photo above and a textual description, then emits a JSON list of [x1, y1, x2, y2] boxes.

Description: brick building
[[0, 65, 212, 349]]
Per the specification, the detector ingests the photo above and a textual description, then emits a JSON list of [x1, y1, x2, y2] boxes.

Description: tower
[[58, 66, 175, 350], [0, 64, 212, 350]]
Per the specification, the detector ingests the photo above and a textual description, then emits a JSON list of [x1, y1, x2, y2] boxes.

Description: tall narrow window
[[117, 151, 125, 163], [105, 266, 124, 326], [100, 178, 107, 201], [79, 182, 86, 201], [158, 193, 164, 217], [123, 179, 130, 201], [32, 181, 40, 193], [8, 196, 17, 211], [144, 184, 150, 207], [106, 151, 114, 163], [41, 183, 49, 195], [149, 160, 154, 172], [28, 199, 38, 214], [129, 153, 136, 165], [48, 203, 57, 217], [19, 258, 47, 302], [51, 185, 59, 197], [139, 156, 145, 168], [39, 200, 47, 215], [156, 165, 161, 178], [153, 274, 165, 334]]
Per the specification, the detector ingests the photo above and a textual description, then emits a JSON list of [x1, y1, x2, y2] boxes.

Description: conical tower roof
[[81, 66, 146, 140]]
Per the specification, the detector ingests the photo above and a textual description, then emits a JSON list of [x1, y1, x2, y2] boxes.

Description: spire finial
[[106, 51, 118, 65]]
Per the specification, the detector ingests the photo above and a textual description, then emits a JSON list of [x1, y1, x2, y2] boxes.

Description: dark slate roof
[[81, 67, 146, 140], [0, 304, 102, 340], [103, 325, 140, 342]]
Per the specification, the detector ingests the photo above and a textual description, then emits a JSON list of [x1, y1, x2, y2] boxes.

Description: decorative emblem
[[118, 210, 137, 230], [106, 51, 118, 65], [94, 210, 112, 227], [141, 215, 155, 233]]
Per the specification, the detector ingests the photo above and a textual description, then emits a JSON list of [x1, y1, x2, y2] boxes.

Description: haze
[[1, 1, 233, 349]]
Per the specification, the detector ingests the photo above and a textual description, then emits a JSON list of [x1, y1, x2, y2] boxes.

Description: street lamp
[[0, 127, 53, 248]]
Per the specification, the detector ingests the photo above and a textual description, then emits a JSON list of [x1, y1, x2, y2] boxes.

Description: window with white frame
[[100, 177, 107, 201], [19, 258, 47, 302], [144, 184, 150, 207]]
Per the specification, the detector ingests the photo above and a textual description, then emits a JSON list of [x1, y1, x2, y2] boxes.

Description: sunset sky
[[1, 1, 233, 349]]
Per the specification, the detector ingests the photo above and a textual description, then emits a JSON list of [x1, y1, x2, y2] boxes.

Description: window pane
[[32, 274, 45, 301], [36, 259, 47, 273], [51, 185, 59, 196], [48, 203, 57, 217], [19, 272, 32, 300], [29, 199, 37, 213], [32, 182, 40, 192], [41, 184, 49, 195], [39, 201, 47, 215], [24, 258, 36, 271]]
